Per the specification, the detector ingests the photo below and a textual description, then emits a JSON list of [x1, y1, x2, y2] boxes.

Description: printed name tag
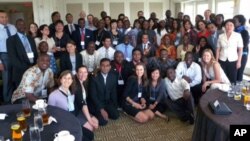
[[138, 92, 142, 98], [113, 40, 118, 45], [118, 80, 124, 85], [27, 52, 34, 58], [81, 41, 85, 46], [41, 89, 47, 97], [95, 41, 100, 46]]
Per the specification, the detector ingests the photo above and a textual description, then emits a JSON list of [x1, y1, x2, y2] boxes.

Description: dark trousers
[[165, 96, 194, 121], [237, 55, 248, 81], [0, 53, 12, 103], [191, 83, 202, 106], [89, 103, 119, 126], [219, 60, 237, 83]]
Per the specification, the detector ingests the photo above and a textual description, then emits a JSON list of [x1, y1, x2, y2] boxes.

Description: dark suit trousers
[[89, 102, 119, 126], [165, 96, 194, 121], [237, 55, 248, 81], [219, 60, 237, 83], [191, 83, 202, 106]]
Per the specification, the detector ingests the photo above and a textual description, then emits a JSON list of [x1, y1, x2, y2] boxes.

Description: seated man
[[88, 58, 119, 126], [175, 52, 202, 105], [164, 67, 195, 124], [11, 54, 54, 103]]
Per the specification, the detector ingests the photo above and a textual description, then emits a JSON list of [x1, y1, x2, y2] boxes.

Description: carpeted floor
[[94, 111, 194, 141]]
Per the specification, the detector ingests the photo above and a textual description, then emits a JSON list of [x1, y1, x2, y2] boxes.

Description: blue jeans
[[0, 53, 11, 102]]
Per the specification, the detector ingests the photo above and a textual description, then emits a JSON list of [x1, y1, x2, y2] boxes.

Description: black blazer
[[136, 43, 156, 58], [123, 76, 149, 104], [71, 28, 94, 52], [74, 76, 89, 115], [93, 29, 110, 49], [60, 52, 83, 73], [89, 72, 118, 111], [110, 60, 130, 83], [64, 24, 79, 39], [7, 33, 38, 87]]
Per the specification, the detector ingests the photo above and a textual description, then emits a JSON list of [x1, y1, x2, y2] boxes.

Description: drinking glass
[[227, 84, 235, 97], [16, 112, 27, 132], [11, 122, 22, 141], [34, 112, 43, 131], [38, 108, 49, 125], [29, 124, 41, 141], [22, 99, 31, 117]]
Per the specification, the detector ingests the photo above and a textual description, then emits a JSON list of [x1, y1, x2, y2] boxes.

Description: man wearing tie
[[136, 33, 156, 58], [72, 18, 94, 52], [89, 58, 119, 126], [207, 22, 223, 55], [97, 36, 116, 64], [7, 19, 38, 94], [64, 13, 78, 38], [0, 10, 17, 103]]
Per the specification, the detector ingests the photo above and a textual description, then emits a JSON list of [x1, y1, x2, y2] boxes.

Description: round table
[[0, 104, 82, 141], [192, 89, 250, 141]]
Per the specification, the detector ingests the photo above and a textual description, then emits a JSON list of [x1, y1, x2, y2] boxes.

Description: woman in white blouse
[[35, 24, 56, 53], [201, 49, 230, 93], [216, 19, 243, 83]]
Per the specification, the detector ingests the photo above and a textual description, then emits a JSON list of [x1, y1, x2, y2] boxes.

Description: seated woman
[[193, 36, 214, 63], [177, 34, 194, 61], [148, 67, 168, 120], [201, 49, 230, 93], [60, 40, 82, 75], [75, 65, 98, 140], [122, 63, 154, 123]]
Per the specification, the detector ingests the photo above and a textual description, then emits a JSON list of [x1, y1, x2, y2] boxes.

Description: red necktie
[[81, 28, 85, 41]]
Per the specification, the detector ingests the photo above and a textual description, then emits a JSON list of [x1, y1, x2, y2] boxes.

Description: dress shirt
[[17, 32, 32, 52], [80, 50, 99, 72], [116, 43, 133, 61], [164, 77, 190, 101], [68, 24, 75, 33], [176, 61, 202, 87], [101, 73, 108, 84], [0, 24, 17, 52], [97, 46, 115, 62], [217, 32, 243, 62]]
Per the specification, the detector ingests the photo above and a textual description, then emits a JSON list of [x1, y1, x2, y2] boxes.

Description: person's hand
[[149, 104, 156, 110], [202, 82, 209, 93], [196, 45, 200, 53], [133, 103, 143, 109], [56, 47, 61, 51], [236, 61, 241, 69], [183, 91, 190, 100], [143, 47, 151, 56], [182, 75, 192, 83], [60, 48, 66, 51], [100, 109, 109, 121], [52, 47, 57, 52], [0, 64, 4, 71], [89, 118, 98, 129]]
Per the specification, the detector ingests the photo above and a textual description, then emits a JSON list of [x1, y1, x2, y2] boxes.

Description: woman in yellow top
[[156, 34, 176, 60], [177, 34, 194, 61]]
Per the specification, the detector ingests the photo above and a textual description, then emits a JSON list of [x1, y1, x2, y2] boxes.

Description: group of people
[[0, 8, 249, 141]]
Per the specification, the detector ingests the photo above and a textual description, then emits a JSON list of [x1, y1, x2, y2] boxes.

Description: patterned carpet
[[94, 111, 194, 141]]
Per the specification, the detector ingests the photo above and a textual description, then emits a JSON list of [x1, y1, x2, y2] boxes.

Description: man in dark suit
[[7, 18, 38, 92], [136, 33, 156, 58], [72, 18, 94, 52], [64, 13, 78, 39], [207, 22, 223, 54], [89, 58, 119, 126]]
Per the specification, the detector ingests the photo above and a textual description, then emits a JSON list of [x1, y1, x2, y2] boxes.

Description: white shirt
[[97, 46, 115, 62], [217, 32, 243, 62], [176, 61, 202, 87], [80, 50, 99, 72], [164, 77, 190, 101]]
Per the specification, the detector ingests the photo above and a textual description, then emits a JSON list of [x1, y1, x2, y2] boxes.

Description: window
[[184, 3, 194, 23], [197, 3, 208, 16], [216, 0, 234, 20]]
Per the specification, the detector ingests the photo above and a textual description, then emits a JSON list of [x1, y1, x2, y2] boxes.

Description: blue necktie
[[4, 26, 11, 37], [23, 35, 31, 52]]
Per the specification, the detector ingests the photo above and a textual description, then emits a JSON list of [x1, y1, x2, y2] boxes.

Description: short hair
[[102, 36, 111, 42], [87, 14, 94, 18], [110, 19, 117, 24], [114, 50, 124, 57], [54, 20, 64, 26], [16, 18, 24, 25], [216, 14, 224, 21], [66, 40, 76, 46], [51, 11, 60, 19], [100, 58, 111, 65], [0, 10, 6, 13], [223, 19, 235, 27], [38, 53, 50, 60], [65, 13, 73, 18], [78, 18, 85, 23], [132, 47, 143, 55], [76, 65, 88, 73], [234, 14, 246, 26], [184, 51, 193, 59]]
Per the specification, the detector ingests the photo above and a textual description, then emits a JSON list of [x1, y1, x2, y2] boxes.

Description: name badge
[[126, 58, 131, 61], [138, 92, 142, 98], [113, 40, 118, 45], [81, 41, 85, 46], [27, 52, 34, 58], [150, 97, 155, 101], [72, 70, 76, 75], [41, 89, 47, 97], [118, 80, 124, 85], [95, 41, 100, 46]]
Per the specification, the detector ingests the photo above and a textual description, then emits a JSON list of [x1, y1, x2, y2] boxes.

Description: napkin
[[48, 116, 57, 124], [0, 113, 7, 120]]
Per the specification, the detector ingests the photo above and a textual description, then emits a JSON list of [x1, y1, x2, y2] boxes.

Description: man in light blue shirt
[[0, 10, 17, 103], [116, 35, 133, 61]]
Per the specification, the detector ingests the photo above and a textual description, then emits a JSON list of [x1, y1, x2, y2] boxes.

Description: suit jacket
[[136, 43, 156, 58], [64, 24, 78, 39], [72, 28, 94, 52], [60, 52, 83, 73], [89, 72, 118, 111], [7, 34, 38, 87], [207, 30, 223, 52]]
